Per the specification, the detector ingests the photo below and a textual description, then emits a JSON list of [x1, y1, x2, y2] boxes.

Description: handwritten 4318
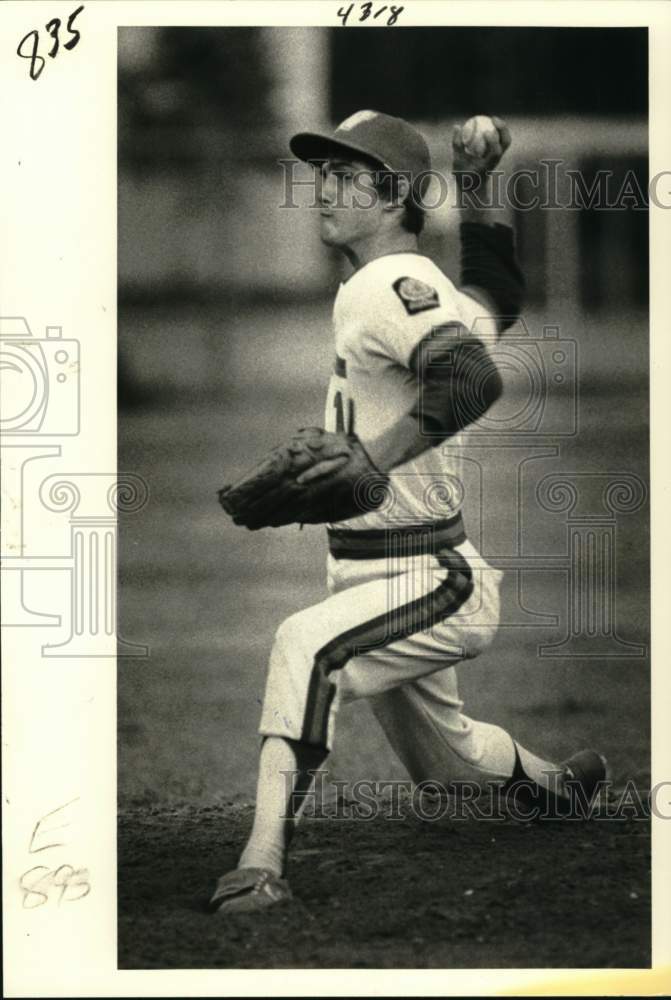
[[337, 3, 404, 26]]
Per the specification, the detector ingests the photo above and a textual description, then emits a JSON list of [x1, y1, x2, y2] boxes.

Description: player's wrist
[[364, 414, 431, 474], [454, 173, 509, 228], [453, 167, 491, 189]]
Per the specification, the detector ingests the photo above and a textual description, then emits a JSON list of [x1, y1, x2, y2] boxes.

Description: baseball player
[[211, 111, 607, 913]]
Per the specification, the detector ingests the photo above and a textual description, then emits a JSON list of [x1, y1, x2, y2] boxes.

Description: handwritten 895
[[20, 864, 91, 908], [17, 5, 84, 82]]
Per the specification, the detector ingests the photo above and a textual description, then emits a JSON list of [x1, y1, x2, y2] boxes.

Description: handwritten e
[[29, 797, 79, 853]]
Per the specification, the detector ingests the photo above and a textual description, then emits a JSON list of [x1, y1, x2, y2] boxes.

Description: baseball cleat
[[506, 748, 608, 820], [551, 748, 608, 818], [209, 867, 293, 914], [561, 748, 608, 796]]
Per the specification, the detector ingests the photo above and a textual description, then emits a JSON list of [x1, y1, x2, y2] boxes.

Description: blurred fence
[[118, 27, 647, 401]]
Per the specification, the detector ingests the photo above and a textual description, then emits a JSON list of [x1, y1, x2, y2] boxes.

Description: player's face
[[317, 158, 385, 250]]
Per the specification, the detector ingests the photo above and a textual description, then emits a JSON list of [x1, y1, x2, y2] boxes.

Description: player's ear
[[381, 172, 411, 212]]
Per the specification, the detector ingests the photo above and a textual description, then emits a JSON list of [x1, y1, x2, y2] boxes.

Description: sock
[[511, 741, 564, 791], [503, 741, 568, 812], [238, 736, 327, 877]]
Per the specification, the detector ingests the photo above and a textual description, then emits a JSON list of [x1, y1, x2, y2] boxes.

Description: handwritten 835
[[17, 5, 85, 82]]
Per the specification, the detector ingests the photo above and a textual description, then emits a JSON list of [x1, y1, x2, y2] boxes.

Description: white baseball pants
[[259, 536, 517, 784]]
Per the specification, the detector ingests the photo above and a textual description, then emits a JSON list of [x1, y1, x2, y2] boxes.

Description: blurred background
[[118, 27, 649, 805]]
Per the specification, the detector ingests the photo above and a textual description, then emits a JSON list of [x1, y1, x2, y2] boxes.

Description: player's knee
[[460, 564, 502, 657], [272, 610, 314, 664], [468, 619, 500, 657], [273, 613, 300, 652]]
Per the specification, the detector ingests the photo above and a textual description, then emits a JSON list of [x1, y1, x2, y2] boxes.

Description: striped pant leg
[[259, 547, 477, 752], [369, 677, 517, 787], [368, 543, 515, 785]]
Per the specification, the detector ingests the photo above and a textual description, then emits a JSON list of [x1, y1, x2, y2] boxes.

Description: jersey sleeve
[[357, 269, 465, 370]]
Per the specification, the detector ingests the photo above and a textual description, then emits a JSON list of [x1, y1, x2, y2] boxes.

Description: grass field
[[118, 303, 650, 968]]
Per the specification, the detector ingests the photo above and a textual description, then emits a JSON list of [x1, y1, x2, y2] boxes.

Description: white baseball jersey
[[325, 252, 491, 530], [259, 251, 509, 776]]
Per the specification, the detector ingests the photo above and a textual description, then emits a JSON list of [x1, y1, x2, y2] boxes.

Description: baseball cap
[[289, 109, 432, 180]]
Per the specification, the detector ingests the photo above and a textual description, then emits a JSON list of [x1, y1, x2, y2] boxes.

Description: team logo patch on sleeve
[[393, 276, 440, 315]]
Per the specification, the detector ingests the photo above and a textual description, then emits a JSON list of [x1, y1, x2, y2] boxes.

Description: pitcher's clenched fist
[[452, 115, 511, 175]]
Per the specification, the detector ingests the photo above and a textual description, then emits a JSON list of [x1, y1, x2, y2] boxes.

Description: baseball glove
[[217, 426, 389, 530]]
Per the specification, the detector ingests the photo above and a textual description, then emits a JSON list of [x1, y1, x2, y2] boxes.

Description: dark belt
[[327, 512, 466, 560]]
